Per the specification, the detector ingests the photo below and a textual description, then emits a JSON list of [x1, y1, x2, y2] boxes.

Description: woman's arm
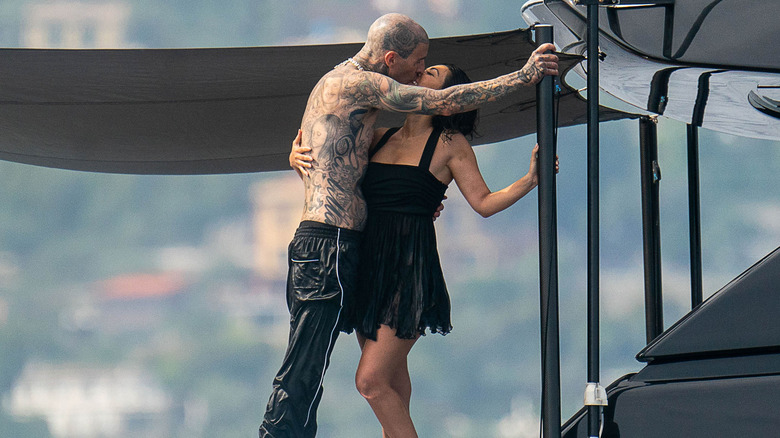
[[448, 138, 548, 218]]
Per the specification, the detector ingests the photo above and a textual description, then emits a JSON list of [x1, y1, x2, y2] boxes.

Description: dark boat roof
[[638, 246, 780, 362], [546, 0, 780, 72], [0, 29, 627, 175], [524, 1, 780, 141]]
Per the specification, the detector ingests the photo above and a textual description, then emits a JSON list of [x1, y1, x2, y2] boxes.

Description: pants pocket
[[289, 251, 339, 301]]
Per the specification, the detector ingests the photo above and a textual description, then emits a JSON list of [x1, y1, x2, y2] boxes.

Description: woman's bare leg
[[382, 346, 412, 438], [355, 325, 419, 438], [356, 331, 413, 438], [391, 356, 412, 410], [358, 332, 392, 437]]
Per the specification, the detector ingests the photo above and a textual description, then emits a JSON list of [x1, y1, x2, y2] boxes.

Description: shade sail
[[0, 29, 627, 175]]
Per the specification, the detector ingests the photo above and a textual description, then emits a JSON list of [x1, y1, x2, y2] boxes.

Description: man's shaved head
[[365, 13, 428, 59]]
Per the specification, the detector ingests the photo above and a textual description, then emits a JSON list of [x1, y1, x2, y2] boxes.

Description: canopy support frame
[[535, 24, 563, 438], [639, 116, 664, 344]]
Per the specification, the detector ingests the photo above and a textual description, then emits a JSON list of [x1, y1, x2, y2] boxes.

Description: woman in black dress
[[292, 64, 553, 438]]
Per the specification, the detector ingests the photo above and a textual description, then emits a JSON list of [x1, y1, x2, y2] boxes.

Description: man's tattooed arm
[[346, 42, 558, 116]]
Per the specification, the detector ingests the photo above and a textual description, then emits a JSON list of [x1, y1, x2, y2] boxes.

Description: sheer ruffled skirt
[[350, 211, 451, 340]]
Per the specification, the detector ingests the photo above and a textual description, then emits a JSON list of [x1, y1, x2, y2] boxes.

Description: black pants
[[259, 221, 361, 438]]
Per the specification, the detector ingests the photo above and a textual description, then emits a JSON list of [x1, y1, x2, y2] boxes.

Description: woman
[[291, 64, 555, 438]]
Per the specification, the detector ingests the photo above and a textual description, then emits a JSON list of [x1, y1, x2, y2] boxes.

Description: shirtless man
[[259, 13, 557, 438]]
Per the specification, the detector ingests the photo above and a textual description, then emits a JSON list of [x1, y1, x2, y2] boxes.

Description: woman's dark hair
[[432, 64, 479, 140]]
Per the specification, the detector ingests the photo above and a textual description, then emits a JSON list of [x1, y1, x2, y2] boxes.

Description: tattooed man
[[259, 13, 558, 438]]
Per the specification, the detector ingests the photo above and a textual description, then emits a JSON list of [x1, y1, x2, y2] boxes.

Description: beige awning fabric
[[0, 29, 628, 174]]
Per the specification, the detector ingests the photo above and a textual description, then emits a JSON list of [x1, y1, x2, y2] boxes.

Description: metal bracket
[[584, 382, 608, 406], [652, 160, 662, 183]]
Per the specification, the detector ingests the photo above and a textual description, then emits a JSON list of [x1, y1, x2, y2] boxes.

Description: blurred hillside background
[[1, 1, 779, 437]]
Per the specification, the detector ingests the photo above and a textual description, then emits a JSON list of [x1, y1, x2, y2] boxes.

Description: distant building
[[23, 1, 130, 48], [60, 272, 191, 335], [95, 272, 190, 332], [251, 174, 303, 282], [3, 362, 171, 438]]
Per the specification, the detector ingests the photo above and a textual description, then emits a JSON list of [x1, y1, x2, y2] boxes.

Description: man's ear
[[384, 51, 398, 68]]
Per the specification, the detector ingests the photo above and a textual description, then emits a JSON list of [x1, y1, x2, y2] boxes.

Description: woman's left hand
[[289, 129, 313, 177], [530, 144, 560, 183]]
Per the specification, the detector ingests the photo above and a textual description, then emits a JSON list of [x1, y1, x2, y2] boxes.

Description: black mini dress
[[353, 126, 452, 340]]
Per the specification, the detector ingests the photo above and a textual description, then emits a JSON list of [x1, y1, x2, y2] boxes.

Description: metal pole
[[534, 24, 561, 438], [639, 116, 664, 344], [687, 125, 703, 307], [586, 3, 604, 437], [689, 69, 715, 309]]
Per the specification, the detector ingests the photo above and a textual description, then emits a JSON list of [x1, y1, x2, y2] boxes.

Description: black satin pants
[[259, 221, 360, 438]]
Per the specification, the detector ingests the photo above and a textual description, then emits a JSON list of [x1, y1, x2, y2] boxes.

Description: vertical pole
[[535, 24, 561, 438], [688, 70, 717, 309], [687, 125, 703, 307], [586, 3, 603, 437], [639, 116, 664, 344]]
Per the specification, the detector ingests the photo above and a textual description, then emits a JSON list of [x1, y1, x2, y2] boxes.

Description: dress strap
[[418, 126, 444, 170], [369, 127, 401, 159]]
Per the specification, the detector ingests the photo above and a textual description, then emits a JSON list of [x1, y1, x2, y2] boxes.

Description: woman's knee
[[355, 367, 391, 400]]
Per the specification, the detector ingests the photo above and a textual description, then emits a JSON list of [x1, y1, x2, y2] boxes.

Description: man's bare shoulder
[[305, 67, 379, 118]]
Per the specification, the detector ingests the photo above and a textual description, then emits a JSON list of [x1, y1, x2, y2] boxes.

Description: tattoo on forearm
[[343, 64, 546, 118], [518, 63, 544, 85]]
